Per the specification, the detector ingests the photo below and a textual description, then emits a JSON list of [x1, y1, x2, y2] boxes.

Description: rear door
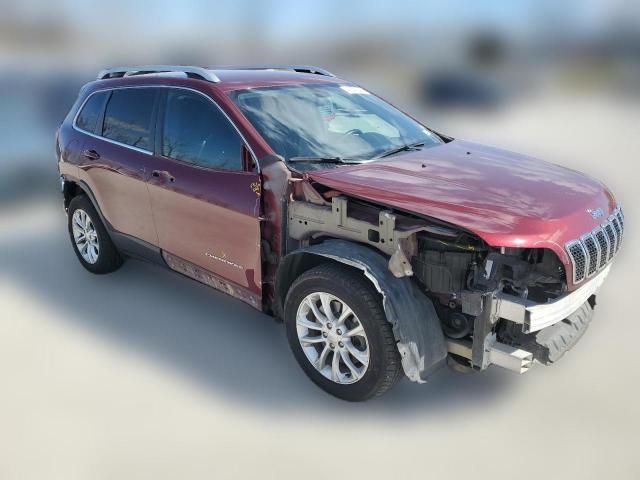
[[76, 87, 159, 245], [147, 88, 263, 305]]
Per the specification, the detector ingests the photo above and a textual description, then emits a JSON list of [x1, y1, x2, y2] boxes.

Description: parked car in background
[[420, 69, 505, 109], [57, 65, 624, 401]]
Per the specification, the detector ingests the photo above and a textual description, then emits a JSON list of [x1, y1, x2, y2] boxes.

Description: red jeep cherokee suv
[[56, 65, 624, 401]]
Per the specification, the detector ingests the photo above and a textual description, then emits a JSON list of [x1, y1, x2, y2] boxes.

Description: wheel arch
[[276, 249, 341, 317], [62, 178, 110, 230], [62, 178, 82, 210], [62, 176, 164, 265], [276, 239, 447, 382]]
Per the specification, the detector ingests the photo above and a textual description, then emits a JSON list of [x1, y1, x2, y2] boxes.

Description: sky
[[6, 0, 638, 41]]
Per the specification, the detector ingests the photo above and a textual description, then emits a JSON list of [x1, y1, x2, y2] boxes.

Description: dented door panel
[[147, 156, 263, 300]]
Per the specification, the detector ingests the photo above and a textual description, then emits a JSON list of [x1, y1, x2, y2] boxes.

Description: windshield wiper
[[375, 141, 425, 159], [289, 156, 363, 164]]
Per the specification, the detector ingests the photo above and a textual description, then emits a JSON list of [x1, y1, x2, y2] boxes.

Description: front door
[[147, 88, 262, 306]]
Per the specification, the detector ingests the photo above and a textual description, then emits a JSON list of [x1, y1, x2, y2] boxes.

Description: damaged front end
[[284, 182, 608, 381]]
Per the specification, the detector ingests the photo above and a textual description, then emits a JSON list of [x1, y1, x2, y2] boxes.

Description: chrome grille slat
[[611, 216, 622, 252], [593, 228, 609, 269], [565, 205, 623, 285], [604, 223, 616, 259], [616, 210, 624, 229], [581, 234, 599, 277], [566, 240, 587, 283]]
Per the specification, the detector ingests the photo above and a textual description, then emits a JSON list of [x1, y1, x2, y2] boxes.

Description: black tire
[[67, 194, 123, 274], [284, 262, 403, 401]]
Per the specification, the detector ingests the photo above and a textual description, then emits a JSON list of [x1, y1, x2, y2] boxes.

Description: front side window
[[76, 91, 109, 134], [102, 88, 156, 150], [162, 90, 242, 171], [229, 83, 443, 168]]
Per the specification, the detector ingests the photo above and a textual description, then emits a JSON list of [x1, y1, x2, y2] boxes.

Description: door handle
[[82, 149, 100, 160], [152, 170, 175, 183]]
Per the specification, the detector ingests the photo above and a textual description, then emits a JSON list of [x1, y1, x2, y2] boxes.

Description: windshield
[[229, 84, 443, 167]]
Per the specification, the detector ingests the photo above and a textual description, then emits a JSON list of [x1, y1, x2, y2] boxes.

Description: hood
[[307, 140, 616, 258]]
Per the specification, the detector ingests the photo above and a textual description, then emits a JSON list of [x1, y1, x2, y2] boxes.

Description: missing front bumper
[[498, 300, 594, 365], [447, 339, 534, 374], [493, 264, 610, 333], [448, 293, 597, 373]]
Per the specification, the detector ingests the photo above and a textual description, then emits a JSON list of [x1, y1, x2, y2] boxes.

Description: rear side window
[[75, 91, 109, 134], [102, 88, 156, 150], [162, 90, 242, 170]]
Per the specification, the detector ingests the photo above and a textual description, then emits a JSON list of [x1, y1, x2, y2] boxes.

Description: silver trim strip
[[75, 127, 154, 155]]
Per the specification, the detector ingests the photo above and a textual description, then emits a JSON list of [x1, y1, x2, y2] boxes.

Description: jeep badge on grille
[[587, 207, 604, 219]]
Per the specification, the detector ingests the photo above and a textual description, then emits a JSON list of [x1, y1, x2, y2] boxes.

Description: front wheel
[[284, 263, 403, 401]]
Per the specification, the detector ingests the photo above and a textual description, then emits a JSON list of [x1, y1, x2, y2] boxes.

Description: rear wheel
[[67, 195, 123, 274], [284, 263, 402, 401]]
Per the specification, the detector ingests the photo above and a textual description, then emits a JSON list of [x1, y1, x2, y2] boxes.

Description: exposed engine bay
[[288, 184, 591, 377], [411, 229, 567, 339]]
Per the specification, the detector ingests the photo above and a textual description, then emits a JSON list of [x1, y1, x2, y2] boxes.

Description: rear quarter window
[[75, 91, 109, 134], [102, 88, 157, 150]]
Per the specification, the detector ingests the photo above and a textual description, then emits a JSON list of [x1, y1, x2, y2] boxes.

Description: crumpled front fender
[[283, 240, 447, 382]]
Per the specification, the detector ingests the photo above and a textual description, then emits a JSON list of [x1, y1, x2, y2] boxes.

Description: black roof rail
[[212, 65, 336, 77], [98, 65, 220, 82]]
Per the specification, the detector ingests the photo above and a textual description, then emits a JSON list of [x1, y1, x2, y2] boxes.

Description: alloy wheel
[[296, 292, 370, 384], [72, 208, 100, 264]]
